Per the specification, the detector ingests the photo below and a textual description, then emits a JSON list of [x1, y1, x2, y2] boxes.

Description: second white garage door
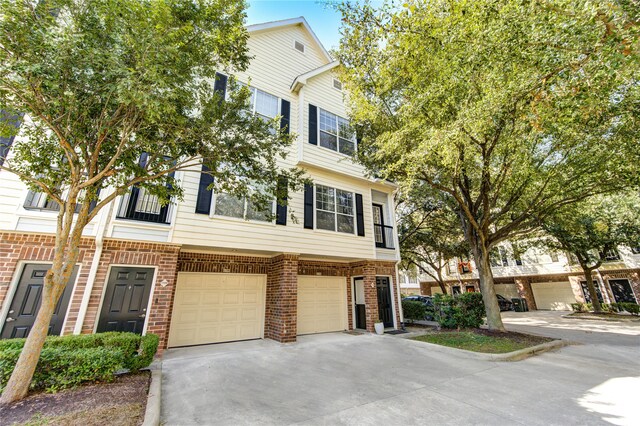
[[297, 276, 347, 335], [531, 282, 577, 311], [168, 273, 265, 347]]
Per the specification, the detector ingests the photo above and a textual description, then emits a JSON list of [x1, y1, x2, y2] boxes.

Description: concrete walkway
[[161, 312, 640, 425]]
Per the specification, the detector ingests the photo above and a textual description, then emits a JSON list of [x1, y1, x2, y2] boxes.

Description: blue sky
[[246, 1, 345, 51]]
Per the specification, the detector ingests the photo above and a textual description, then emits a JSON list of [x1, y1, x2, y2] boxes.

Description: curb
[[561, 314, 640, 323], [142, 362, 162, 426], [388, 333, 571, 362]]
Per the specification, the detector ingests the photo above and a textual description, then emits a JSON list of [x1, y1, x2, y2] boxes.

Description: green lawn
[[412, 331, 549, 354]]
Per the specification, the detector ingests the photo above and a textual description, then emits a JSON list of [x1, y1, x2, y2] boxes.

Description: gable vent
[[333, 79, 343, 90], [294, 40, 305, 53]]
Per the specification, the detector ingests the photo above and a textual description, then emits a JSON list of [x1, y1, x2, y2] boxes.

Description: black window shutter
[[0, 110, 22, 167], [280, 100, 291, 134], [195, 164, 215, 215], [355, 193, 365, 236], [308, 104, 318, 145], [303, 183, 314, 229], [275, 176, 288, 225], [214, 72, 228, 100]]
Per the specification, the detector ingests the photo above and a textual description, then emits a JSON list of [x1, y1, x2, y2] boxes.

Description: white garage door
[[532, 282, 576, 311], [168, 273, 265, 347], [297, 276, 347, 335]]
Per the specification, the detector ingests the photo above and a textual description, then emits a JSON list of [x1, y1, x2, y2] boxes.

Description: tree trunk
[[1, 203, 85, 403], [473, 246, 506, 331], [582, 267, 603, 313], [0, 280, 63, 403]]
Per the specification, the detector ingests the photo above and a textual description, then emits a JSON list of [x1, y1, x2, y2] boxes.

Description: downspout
[[73, 191, 115, 334]]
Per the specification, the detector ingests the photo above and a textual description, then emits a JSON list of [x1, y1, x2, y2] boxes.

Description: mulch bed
[[473, 328, 553, 345], [0, 371, 150, 426], [410, 328, 554, 354]]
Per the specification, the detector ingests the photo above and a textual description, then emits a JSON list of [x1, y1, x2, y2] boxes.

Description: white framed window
[[315, 184, 354, 234], [212, 182, 275, 223], [318, 108, 356, 155], [333, 79, 343, 91], [232, 83, 280, 123]]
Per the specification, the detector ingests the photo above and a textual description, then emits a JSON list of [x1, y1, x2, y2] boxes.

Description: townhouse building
[[402, 244, 640, 311], [0, 18, 402, 350]]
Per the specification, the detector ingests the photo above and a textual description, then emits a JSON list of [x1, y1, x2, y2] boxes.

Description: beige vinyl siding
[[171, 166, 384, 260], [0, 170, 33, 230], [301, 71, 367, 178]]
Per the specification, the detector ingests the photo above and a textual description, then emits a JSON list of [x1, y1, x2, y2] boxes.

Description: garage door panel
[[168, 273, 265, 347], [532, 282, 576, 311], [297, 276, 347, 335]]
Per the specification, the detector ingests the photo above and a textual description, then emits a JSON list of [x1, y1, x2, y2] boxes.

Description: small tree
[[0, 0, 303, 403], [536, 193, 640, 313], [336, 0, 640, 331], [398, 186, 468, 294]]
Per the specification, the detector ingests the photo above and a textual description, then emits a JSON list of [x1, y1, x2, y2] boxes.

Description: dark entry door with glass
[[609, 279, 636, 303], [1, 264, 79, 339], [354, 277, 366, 329], [580, 280, 603, 304], [376, 277, 393, 328], [97, 267, 154, 334]]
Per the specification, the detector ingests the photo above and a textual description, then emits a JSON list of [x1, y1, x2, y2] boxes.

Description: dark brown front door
[[376, 277, 393, 328], [96, 267, 154, 334], [609, 279, 636, 303], [1, 263, 79, 339], [354, 277, 366, 329]]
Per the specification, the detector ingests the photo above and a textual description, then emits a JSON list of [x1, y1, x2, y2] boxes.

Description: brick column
[[629, 271, 640, 302], [265, 254, 298, 343], [514, 277, 537, 310], [362, 262, 379, 332]]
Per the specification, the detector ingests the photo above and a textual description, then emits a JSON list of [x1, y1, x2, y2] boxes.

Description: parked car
[[496, 294, 514, 311], [402, 295, 435, 320]]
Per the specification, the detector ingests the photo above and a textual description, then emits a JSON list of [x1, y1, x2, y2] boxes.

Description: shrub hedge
[[433, 292, 485, 329], [0, 332, 158, 393], [402, 300, 427, 323]]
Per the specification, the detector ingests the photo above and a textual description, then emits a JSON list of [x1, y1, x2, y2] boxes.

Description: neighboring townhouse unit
[[0, 18, 402, 350], [401, 244, 640, 311]]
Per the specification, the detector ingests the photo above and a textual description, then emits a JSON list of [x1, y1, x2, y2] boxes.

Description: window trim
[[210, 190, 276, 225], [316, 107, 357, 156], [314, 184, 356, 235], [229, 83, 281, 121]]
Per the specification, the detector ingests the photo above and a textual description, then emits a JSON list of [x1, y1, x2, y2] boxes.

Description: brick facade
[[266, 254, 298, 343], [419, 269, 640, 310], [1, 232, 402, 352], [0, 232, 97, 332]]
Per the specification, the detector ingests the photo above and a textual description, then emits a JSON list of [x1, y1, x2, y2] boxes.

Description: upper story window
[[24, 188, 98, 214], [234, 83, 280, 122], [373, 203, 394, 249], [318, 108, 356, 155], [294, 40, 305, 53], [490, 247, 509, 267], [0, 110, 22, 167], [316, 184, 354, 234], [333, 79, 343, 91], [599, 248, 621, 262], [213, 184, 274, 223]]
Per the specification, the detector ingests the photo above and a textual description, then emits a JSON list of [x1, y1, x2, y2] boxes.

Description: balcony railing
[[374, 224, 395, 249], [116, 187, 172, 224]]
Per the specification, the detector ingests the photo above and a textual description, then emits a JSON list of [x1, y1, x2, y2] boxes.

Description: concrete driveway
[[161, 311, 640, 425]]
